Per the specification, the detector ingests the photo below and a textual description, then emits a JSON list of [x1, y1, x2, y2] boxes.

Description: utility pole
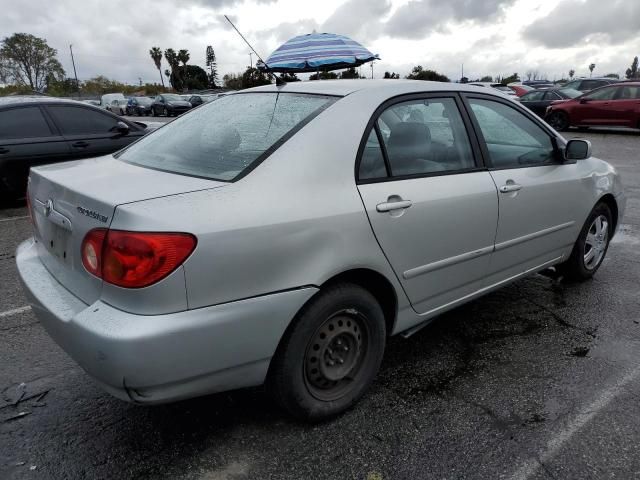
[[249, 52, 253, 69], [69, 44, 79, 95], [370, 61, 374, 79], [138, 77, 143, 87]]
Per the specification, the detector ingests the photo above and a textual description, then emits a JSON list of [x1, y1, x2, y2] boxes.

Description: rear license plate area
[[45, 225, 71, 262]]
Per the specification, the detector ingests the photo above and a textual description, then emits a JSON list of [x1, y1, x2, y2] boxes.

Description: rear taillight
[[81, 229, 196, 288]]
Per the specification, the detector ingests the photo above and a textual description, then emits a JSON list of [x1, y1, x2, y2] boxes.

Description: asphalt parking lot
[[1, 129, 639, 480]]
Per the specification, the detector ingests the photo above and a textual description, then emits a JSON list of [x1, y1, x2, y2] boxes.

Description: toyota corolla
[[17, 80, 625, 421]]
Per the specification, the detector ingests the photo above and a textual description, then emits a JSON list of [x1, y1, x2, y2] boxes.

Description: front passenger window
[[468, 98, 556, 168]]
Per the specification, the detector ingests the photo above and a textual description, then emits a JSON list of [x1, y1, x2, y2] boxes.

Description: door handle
[[499, 184, 522, 193], [376, 200, 412, 212], [72, 141, 90, 148], [0, 147, 9, 154]]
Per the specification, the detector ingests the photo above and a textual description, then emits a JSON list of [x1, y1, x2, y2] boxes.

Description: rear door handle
[[499, 184, 522, 193], [0, 147, 9, 154], [72, 141, 89, 148], [376, 200, 412, 212]]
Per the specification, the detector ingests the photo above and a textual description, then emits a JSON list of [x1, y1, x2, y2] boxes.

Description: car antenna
[[224, 15, 286, 87]]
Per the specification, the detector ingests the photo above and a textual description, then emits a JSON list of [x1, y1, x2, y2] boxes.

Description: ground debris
[[3, 410, 31, 422]]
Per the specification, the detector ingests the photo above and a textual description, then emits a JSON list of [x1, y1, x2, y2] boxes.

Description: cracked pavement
[[1, 129, 640, 479]]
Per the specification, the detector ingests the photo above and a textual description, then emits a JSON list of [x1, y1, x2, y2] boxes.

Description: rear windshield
[[119, 92, 335, 181]]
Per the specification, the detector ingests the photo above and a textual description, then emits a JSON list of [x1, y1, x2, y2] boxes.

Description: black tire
[[547, 111, 570, 131], [152, 108, 157, 117], [269, 283, 386, 421], [557, 202, 613, 281], [163, 107, 168, 117]]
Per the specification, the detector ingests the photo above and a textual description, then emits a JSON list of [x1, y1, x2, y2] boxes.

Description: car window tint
[[563, 81, 580, 90], [468, 98, 556, 169], [523, 91, 545, 101], [584, 86, 618, 101], [581, 80, 604, 91], [543, 91, 562, 100], [359, 129, 387, 180], [620, 86, 640, 99], [0, 107, 53, 139], [48, 106, 120, 135], [377, 98, 474, 177]]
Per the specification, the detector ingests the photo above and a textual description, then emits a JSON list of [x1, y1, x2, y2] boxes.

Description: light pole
[[69, 44, 79, 95], [249, 52, 253, 69]]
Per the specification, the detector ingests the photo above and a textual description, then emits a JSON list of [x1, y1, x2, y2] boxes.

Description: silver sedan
[[17, 80, 625, 420]]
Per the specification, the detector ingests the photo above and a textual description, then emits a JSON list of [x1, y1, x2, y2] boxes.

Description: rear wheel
[[269, 283, 386, 421], [163, 107, 168, 117], [547, 111, 570, 131], [557, 202, 612, 281], [152, 107, 157, 117]]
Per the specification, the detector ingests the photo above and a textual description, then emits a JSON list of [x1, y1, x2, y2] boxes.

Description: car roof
[[244, 79, 511, 98], [0, 96, 95, 108]]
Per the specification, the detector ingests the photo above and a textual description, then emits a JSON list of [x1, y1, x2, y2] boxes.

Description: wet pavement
[[1, 129, 639, 479]]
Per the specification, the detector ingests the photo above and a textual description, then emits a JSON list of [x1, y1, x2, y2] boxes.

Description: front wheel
[[163, 107, 168, 117], [557, 202, 612, 281], [269, 283, 386, 421], [547, 111, 570, 131]]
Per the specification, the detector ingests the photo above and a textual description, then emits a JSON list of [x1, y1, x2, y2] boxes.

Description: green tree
[[626, 56, 639, 79], [149, 47, 165, 87], [309, 71, 339, 80], [479, 75, 493, 82], [569, 69, 575, 79], [383, 71, 400, 79], [279, 72, 300, 82], [168, 65, 208, 91], [205, 46, 218, 88], [223, 72, 242, 90], [500, 73, 520, 85], [604, 73, 620, 79], [406, 65, 449, 82], [241, 67, 271, 88], [340, 67, 362, 79], [0, 33, 65, 91]]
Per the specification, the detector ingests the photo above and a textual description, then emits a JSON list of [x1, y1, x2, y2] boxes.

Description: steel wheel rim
[[584, 214, 609, 270], [303, 309, 368, 402]]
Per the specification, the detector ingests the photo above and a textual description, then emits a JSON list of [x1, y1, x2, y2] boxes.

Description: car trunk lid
[[28, 155, 226, 304]]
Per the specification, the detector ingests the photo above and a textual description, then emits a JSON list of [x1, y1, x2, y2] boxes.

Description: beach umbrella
[[258, 32, 379, 73]]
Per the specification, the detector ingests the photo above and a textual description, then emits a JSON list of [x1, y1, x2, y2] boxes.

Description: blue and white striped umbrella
[[258, 32, 379, 73]]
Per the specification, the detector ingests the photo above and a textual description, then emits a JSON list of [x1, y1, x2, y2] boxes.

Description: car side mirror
[[565, 139, 592, 160], [113, 121, 130, 135], [579, 98, 590, 104]]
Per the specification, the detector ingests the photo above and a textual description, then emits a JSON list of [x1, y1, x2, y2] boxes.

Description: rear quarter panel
[[109, 93, 414, 332]]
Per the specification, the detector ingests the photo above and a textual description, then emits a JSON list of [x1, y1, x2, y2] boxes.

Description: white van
[[100, 93, 126, 110]]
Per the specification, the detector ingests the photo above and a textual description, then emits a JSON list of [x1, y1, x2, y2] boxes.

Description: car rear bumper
[[16, 238, 317, 404]]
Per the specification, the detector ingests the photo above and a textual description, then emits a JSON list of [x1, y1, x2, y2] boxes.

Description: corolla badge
[[44, 199, 54, 217], [77, 206, 109, 223]]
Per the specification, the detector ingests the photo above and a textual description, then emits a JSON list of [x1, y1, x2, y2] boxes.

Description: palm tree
[[177, 49, 190, 90], [164, 48, 179, 89], [569, 69, 575, 79], [149, 47, 165, 87], [588, 63, 596, 77]]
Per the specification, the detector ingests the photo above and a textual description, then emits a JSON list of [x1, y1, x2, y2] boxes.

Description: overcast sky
[[4, 0, 639, 84]]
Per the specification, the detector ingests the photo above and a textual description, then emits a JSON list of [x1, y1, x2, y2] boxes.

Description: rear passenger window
[[359, 129, 387, 180], [0, 107, 52, 139], [468, 98, 556, 168], [47, 106, 120, 135], [376, 98, 475, 177], [620, 86, 640, 99]]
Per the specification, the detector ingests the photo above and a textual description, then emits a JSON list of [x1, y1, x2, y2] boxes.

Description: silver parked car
[[17, 80, 625, 420]]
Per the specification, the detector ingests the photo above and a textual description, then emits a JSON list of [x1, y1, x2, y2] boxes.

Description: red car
[[507, 84, 535, 97], [545, 82, 640, 131]]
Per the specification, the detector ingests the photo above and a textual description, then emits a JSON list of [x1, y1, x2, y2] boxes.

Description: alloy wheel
[[584, 214, 609, 270]]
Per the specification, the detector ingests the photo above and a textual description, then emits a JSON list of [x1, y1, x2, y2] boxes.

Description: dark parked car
[[187, 94, 216, 107], [519, 88, 582, 117], [126, 97, 153, 116], [561, 78, 619, 93], [0, 97, 149, 199], [151, 94, 192, 117], [546, 82, 640, 131]]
